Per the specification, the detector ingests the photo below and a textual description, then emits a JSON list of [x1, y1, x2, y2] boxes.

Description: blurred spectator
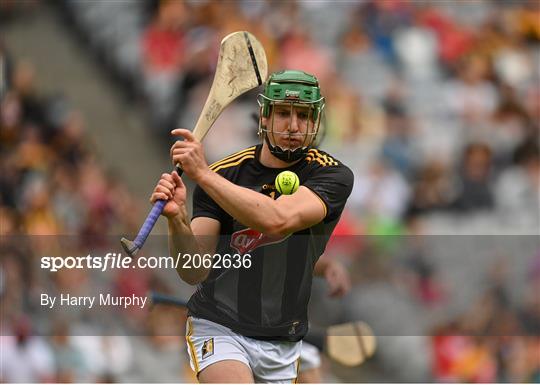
[[489, 84, 530, 166], [493, 40, 534, 89], [323, 208, 364, 261], [141, 0, 189, 136], [51, 111, 89, 168], [0, 91, 21, 149], [280, 28, 334, 85], [349, 159, 410, 223], [516, 0, 540, 42], [50, 164, 85, 233], [125, 305, 188, 382], [323, 79, 385, 150], [356, 0, 412, 63], [68, 335, 133, 382], [407, 159, 456, 215], [450, 337, 497, 382], [338, 25, 392, 101], [50, 323, 87, 382], [397, 215, 444, 306], [11, 61, 46, 127], [394, 25, 439, 80], [21, 174, 61, 235], [451, 143, 495, 212], [444, 55, 498, 128], [519, 253, 540, 335], [380, 82, 419, 180], [0, 318, 55, 383], [417, 3, 475, 68], [495, 140, 540, 226], [142, 0, 187, 76], [0, 40, 13, 97]]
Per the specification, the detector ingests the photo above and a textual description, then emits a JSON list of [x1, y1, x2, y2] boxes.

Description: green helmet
[[258, 70, 325, 162], [261, 70, 324, 119]]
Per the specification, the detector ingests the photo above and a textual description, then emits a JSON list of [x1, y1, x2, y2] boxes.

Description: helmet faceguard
[[258, 70, 325, 162]]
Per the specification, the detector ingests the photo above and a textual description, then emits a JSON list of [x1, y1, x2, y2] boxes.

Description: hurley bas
[[41, 293, 147, 309]]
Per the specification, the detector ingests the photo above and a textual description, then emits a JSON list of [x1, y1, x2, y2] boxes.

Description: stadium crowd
[[429, 255, 540, 382], [59, 0, 539, 227], [1, 0, 539, 383], [0, 55, 191, 380]]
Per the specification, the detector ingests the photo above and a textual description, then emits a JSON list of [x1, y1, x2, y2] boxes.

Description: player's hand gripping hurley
[[121, 31, 268, 256]]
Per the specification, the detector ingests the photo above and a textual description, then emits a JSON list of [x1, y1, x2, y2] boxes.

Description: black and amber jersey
[[187, 144, 353, 341]]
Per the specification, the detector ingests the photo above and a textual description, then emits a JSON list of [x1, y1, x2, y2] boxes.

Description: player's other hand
[[150, 171, 187, 218], [325, 260, 351, 298], [170, 128, 210, 182]]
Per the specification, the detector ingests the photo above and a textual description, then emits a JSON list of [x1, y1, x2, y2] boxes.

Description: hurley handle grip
[[120, 166, 183, 257]]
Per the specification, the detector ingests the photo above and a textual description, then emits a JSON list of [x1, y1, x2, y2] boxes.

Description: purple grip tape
[[121, 167, 183, 256], [121, 199, 165, 256]]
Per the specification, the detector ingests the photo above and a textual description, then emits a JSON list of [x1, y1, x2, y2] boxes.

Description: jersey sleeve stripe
[[212, 154, 255, 172], [209, 146, 256, 170], [209, 148, 256, 170], [306, 149, 338, 166], [305, 156, 337, 167]]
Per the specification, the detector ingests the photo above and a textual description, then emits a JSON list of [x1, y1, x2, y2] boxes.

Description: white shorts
[[186, 316, 301, 383], [299, 341, 321, 371]]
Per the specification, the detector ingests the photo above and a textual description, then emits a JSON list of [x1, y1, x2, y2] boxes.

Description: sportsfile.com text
[[40, 253, 252, 272]]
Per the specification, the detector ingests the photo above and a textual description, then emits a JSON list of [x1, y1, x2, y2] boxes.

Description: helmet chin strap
[[264, 135, 309, 162]]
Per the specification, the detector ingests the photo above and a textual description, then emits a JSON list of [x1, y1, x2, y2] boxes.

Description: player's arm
[[168, 215, 220, 285], [171, 129, 325, 236], [150, 171, 219, 285], [313, 257, 351, 297], [313, 258, 331, 277], [199, 175, 324, 236]]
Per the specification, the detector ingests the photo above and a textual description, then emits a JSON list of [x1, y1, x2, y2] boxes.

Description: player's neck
[[260, 143, 301, 169]]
